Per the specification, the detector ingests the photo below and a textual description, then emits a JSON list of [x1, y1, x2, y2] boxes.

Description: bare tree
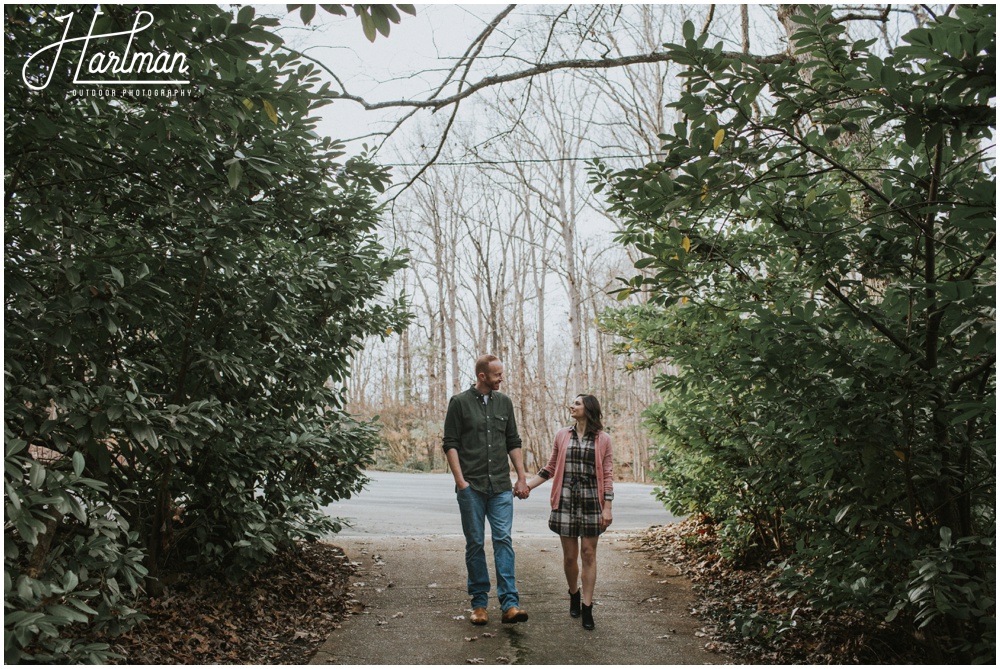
[[339, 3, 922, 477]]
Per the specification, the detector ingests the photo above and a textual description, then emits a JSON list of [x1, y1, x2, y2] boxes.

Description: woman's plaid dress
[[547, 427, 605, 537]]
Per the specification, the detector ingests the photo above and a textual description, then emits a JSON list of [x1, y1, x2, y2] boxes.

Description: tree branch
[[950, 354, 997, 394], [823, 279, 919, 359], [770, 126, 926, 232], [329, 50, 791, 112], [923, 138, 945, 372], [701, 5, 716, 36], [431, 4, 517, 101], [959, 232, 996, 282], [832, 6, 891, 24], [390, 101, 463, 200], [386, 6, 518, 197], [741, 5, 750, 53]]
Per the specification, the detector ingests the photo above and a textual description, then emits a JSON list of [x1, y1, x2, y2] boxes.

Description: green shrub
[[4, 433, 147, 663], [599, 5, 995, 660], [5, 4, 408, 662]]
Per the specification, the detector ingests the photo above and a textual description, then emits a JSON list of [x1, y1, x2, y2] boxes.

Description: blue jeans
[[457, 486, 519, 611]]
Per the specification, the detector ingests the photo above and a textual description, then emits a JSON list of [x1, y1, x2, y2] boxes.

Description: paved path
[[311, 534, 723, 665], [312, 473, 728, 665]]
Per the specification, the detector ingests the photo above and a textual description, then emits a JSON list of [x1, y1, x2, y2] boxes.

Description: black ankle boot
[[581, 603, 594, 630], [569, 590, 581, 618]]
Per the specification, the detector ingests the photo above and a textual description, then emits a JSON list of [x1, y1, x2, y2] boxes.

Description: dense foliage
[[5, 4, 408, 662], [596, 6, 994, 662]]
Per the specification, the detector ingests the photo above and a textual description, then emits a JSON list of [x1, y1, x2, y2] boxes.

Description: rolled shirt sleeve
[[503, 396, 522, 452], [442, 396, 461, 453]]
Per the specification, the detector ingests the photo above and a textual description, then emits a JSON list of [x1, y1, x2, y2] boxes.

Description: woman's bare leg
[[560, 535, 581, 593], [580, 536, 599, 604]]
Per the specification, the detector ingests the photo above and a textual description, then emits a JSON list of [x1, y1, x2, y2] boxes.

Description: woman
[[525, 394, 613, 630]]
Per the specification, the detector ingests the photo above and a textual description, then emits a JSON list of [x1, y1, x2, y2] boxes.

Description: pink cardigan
[[539, 427, 614, 511]]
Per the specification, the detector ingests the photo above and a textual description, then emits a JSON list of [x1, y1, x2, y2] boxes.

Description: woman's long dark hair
[[576, 394, 603, 438]]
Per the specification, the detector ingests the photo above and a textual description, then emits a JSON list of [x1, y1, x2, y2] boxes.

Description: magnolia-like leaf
[[370, 6, 391, 36], [228, 161, 243, 190], [713, 129, 725, 150], [300, 4, 316, 25], [242, 98, 254, 111], [51, 327, 71, 348], [682, 20, 695, 41], [237, 5, 255, 25], [381, 5, 401, 22], [359, 10, 376, 42], [682, 236, 691, 253], [903, 116, 922, 148], [263, 100, 278, 124]]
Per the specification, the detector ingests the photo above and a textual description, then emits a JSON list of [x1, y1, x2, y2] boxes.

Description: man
[[443, 354, 530, 626]]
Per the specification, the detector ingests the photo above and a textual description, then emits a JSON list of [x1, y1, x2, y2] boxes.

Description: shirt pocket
[[491, 414, 509, 439]]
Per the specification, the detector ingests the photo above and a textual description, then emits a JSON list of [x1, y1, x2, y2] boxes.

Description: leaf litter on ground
[[631, 517, 928, 665], [100, 542, 356, 664]]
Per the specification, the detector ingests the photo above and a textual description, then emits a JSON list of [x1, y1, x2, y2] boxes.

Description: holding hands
[[513, 478, 530, 499]]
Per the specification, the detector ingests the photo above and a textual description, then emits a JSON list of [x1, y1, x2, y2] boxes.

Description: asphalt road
[[321, 470, 683, 537]]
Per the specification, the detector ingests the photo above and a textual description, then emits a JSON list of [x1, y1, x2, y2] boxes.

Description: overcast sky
[[270, 4, 509, 158]]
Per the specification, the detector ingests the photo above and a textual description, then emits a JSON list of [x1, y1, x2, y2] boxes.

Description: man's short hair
[[475, 354, 499, 377]]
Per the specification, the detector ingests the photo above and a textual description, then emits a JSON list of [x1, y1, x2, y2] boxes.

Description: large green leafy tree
[[596, 5, 994, 661], [5, 4, 409, 662]]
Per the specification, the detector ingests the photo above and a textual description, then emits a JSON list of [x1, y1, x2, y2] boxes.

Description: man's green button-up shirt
[[443, 387, 522, 494]]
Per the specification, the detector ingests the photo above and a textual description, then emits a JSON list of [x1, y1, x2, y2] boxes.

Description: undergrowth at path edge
[[632, 518, 929, 665]]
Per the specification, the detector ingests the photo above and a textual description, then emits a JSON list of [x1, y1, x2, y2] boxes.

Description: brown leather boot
[[470, 607, 488, 625], [501, 606, 529, 624]]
